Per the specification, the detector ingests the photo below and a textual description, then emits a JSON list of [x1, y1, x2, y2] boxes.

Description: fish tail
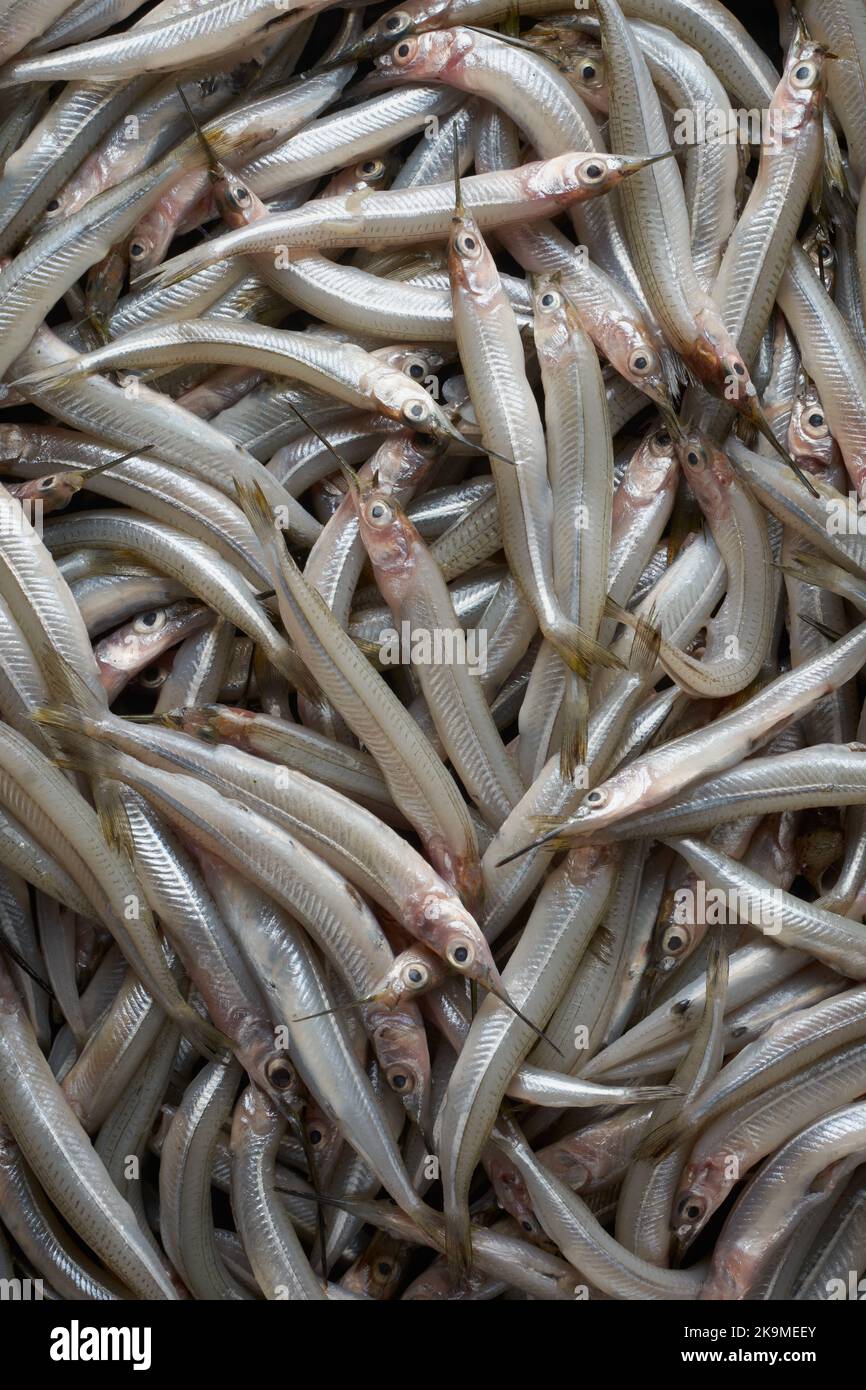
[[547, 619, 623, 676], [559, 671, 588, 781], [34, 641, 106, 718], [634, 1114, 686, 1165], [234, 476, 279, 545], [444, 1203, 473, 1285], [628, 607, 662, 675]]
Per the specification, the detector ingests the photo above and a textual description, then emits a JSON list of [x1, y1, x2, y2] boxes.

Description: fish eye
[[227, 184, 251, 209], [628, 348, 655, 375], [579, 61, 597, 81], [133, 609, 166, 634], [414, 431, 437, 452], [402, 399, 429, 424], [139, 665, 164, 687], [358, 159, 384, 178], [820, 244, 833, 261], [791, 61, 819, 87], [392, 36, 418, 61], [662, 928, 689, 955], [377, 1261, 393, 1277], [653, 430, 672, 449], [538, 289, 561, 311], [800, 408, 828, 436], [308, 1127, 323, 1144], [448, 940, 474, 968], [677, 1195, 707, 1224], [384, 10, 411, 32], [731, 360, 745, 376], [45, 199, 61, 214], [579, 158, 605, 183], [366, 498, 394, 526], [387, 1066, 414, 1093], [128, 240, 148, 260], [405, 964, 428, 987], [456, 229, 481, 258], [39, 475, 57, 490], [686, 448, 704, 467], [265, 1056, 295, 1091], [406, 360, 426, 380], [583, 788, 605, 806]]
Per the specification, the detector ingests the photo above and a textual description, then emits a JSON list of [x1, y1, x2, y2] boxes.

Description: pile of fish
[[1, 0, 866, 1303]]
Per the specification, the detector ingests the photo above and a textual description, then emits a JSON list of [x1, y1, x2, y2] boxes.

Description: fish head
[[366, 1001, 432, 1134], [358, 5, 423, 60], [353, 485, 416, 590], [210, 171, 266, 230], [671, 1158, 730, 1252], [563, 763, 655, 835], [322, 155, 392, 199], [407, 888, 495, 985], [376, 27, 467, 80], [788, 382, 837, 476], [377, 944, 445, 1009], [779, 39, 830, 127], [341, 1232, 406, 1299], [9, 470, 79, 512], [677, 429, 734, 516], [303, 1106, 344, 1185], [604, 313, 678, 418], [485, 1147, 548, 1245], [447, 204, 494, 299], [255, 1049, 305, 1117], [565, 42, 608, 112], [531, 278, 573, 363]]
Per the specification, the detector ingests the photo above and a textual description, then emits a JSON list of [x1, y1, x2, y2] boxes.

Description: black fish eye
[[408, 967, 423, 982], [794, 64, 811, 80], [667, 935, 684, 952], [396, 41, 411, 56], [585, 163, 603, 179], [140, 611, 158, 626], [581, 63, 596, 79], [391, 1073, 407, 1089], [407, 361, 425, 379], [540, 292, 556, 307], [308, 1128, 322, 1144], [129, 242, 146, 258], [655, 431, 671, 447], [266, 1059, 295, 1090], [377, 1261, 392, 1276], [733, 361, 745, 375], [370, 503, 386, 518], [687, 450, 701, 466], [633, 355, 647, 370], [39, 475, 56, 489], [140, 665, 162, 684], [808, 412, 824, 427], [46, 199, 60, 212], [386, 14, 404, 28], [453, 945, 469, 963]]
